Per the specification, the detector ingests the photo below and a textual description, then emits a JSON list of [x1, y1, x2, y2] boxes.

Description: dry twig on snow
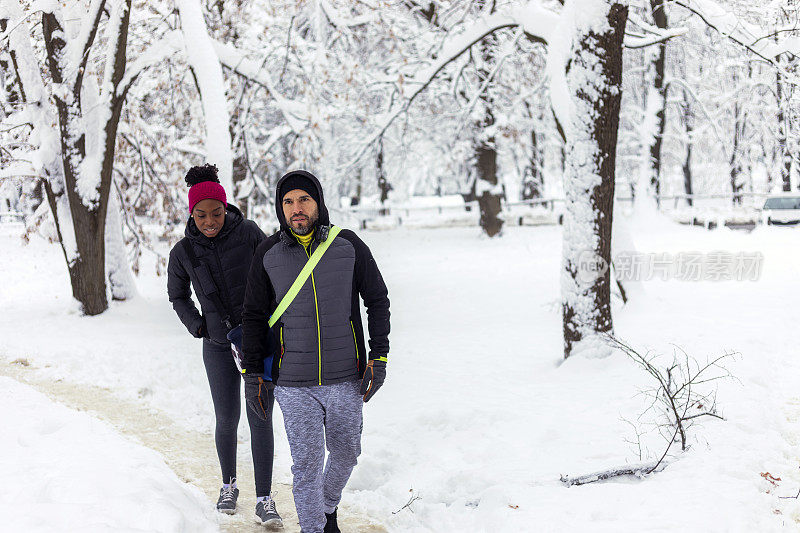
[[561, 336, 737, 486]]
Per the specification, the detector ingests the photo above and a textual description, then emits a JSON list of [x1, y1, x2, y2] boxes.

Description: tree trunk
[[561, 1, 627, 359], [376, 136, 392, 211], [67, 207, 109, 314], [681, 91, 693, 206], [475, 131, 503, 236], [730, 101, 744, 205], [43, 12, 106, 315], [683, 134, 694, 207], [522, 127, 543, 200], [106, 188, 136, 301], [42, 0, 132, 315], [97, 0, 133, 301], [646, 0, 668, 206], [473, 7, 503, 238], [350, 168, 362, 206], [776, 70, 791, 192], [232, 154, 249, 217]]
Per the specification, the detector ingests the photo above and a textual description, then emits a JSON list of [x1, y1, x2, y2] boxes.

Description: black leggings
[[203, 339, 274, 496]]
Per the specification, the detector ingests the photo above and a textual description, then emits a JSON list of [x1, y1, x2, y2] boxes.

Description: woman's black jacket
[[167, 205, 266, 344]]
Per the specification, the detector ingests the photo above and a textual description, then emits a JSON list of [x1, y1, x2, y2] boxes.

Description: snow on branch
[[260, 124, 294, 154], [0, 7, 36, 45], [675, 0, 800, 79], [118, 32, 182, 94], [561, 458, 674, 487], [624, 12, 688, 49], [176, 0, 233, 194], [66, 0, 107, 92], [211, 39, 310, 134], [624, 30, 687, 49], [70, 0, 132, 208], [101, 0, 130, 92], [319, 0, 375, 30], [0, 160, 38, 179], [1, 1, 46, 105], [343, 0, 558, 169], [459, 27, 525, 121]]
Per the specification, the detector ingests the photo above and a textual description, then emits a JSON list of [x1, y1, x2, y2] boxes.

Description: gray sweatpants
[[275, 380, 363, 533]]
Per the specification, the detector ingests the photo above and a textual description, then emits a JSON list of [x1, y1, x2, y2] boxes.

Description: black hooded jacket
[[241, 170, 390, 386], [168, 204, 267, 344]]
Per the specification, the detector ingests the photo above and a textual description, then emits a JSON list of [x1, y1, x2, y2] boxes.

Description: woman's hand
[[196, 318, 208, 338]]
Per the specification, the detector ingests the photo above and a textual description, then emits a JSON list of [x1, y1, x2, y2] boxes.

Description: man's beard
[[290, 212, 318, 234]]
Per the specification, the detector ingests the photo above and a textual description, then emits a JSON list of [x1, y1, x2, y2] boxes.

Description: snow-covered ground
[[2, 215, 800, 532], [0, 376, 217, 532]]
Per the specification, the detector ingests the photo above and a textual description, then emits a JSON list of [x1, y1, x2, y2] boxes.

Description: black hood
[[275, 170, 330, 233], [185, 204, 244, 243]]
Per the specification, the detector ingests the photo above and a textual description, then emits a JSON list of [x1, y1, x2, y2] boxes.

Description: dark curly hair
[[184, 164, 220, 187]]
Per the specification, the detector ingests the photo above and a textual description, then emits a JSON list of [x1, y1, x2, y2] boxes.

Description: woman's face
[[192, 199, 225, 238]]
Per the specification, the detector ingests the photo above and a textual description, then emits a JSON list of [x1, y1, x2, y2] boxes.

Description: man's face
[[192, 199, 225, 238], [282, 189, 319, 235]]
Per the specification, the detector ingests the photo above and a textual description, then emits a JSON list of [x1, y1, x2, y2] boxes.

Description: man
[[241, 170, 390, 533]]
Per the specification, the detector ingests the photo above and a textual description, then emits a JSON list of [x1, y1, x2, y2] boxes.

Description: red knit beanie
[[188, 181, 227, 212]]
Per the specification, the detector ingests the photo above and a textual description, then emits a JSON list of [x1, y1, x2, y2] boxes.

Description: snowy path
[[0, 358, 386, 533], [7, 223, 800, 530]]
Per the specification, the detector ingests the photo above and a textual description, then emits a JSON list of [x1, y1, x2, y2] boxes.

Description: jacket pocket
[[193, 263, 218, 297]]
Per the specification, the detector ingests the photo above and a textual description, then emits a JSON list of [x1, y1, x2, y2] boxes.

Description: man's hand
[[360, 359, 386, 402], [243, 374, 274, 421]]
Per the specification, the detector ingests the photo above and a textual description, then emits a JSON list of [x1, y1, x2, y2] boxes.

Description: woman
[[167, 164, 282, 528]]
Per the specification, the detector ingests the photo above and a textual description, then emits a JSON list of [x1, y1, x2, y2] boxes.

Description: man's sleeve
[[241, 237, 278, 373], [167, 244, 204, 338], [343, 230, 390, 360]]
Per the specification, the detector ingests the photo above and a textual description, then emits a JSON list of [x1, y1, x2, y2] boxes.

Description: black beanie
[[279, 174, 320, 205]]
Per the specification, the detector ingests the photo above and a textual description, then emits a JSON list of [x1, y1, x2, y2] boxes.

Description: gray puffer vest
[[265, 232, 359, 385], [241, 170, 390, 386]]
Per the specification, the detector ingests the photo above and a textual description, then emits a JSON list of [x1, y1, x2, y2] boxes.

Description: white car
[[762, 195, 800, 225]]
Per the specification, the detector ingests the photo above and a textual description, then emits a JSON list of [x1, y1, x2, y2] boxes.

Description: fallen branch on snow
[[560, 458, 674, 487]]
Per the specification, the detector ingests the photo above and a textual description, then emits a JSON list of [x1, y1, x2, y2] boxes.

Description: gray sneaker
[[216, 485, 239, 514], [255, 496, 283, 529]]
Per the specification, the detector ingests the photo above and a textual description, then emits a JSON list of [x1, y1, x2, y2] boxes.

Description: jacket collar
[[280, 223, 331, 247]]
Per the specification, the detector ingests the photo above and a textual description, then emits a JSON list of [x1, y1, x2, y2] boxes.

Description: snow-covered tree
[[555, 1, 628, 358], [2, 0, 136, 314]]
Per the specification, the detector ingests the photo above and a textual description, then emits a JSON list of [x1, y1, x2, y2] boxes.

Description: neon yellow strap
[[374, 356, 388, 363], [268, 226, 342, 327]]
